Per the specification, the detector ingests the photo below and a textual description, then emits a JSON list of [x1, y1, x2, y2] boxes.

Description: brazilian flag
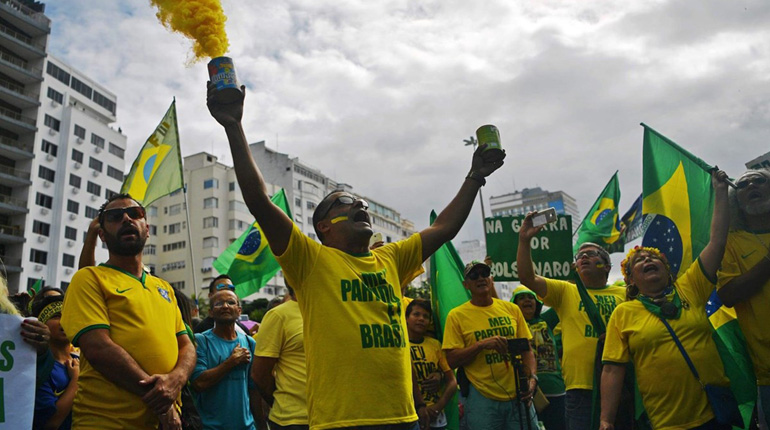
[[428, 210, 470, 430], [573, 171, 622, 253], [121, 100, 183, 206], [212, 189, 293, 298], [641, 124, 714, 277]]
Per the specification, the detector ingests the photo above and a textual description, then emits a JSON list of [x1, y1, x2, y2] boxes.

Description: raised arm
[[206, 83, 293, 255], [516, 212, 548, 297], [698, 169, 730, 279], [420, 145, 505, 261], [78, 217, 100, 269]]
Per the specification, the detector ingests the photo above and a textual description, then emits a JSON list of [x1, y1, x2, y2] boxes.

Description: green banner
[[484, 214, 573, 281]]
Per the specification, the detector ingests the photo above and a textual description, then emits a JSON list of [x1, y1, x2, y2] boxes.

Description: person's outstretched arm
[[698, 169, 730, 279], [516, 212, 548, 297], [78, 217, 100, 269], [207, 83, 293, 256], [420, 145, 505, 261]]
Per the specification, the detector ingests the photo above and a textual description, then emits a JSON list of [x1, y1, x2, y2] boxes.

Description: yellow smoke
[[151, 0, 229, 60]]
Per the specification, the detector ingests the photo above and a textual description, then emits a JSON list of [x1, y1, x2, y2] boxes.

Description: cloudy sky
[[45, 0, 770, 276]]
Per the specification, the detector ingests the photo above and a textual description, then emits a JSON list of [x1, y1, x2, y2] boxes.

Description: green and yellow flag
[[121, 100, 183, 206], [573, 171, 622, 253], [27, 277, 43, 295], [213, 189, 293, 298]]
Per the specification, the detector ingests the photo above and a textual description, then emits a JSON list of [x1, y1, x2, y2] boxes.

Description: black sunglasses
[[736, 176, 768, 189], [466, 266, 491, 280], [102, 206, 146, 223], [317, 195, 368, 220]]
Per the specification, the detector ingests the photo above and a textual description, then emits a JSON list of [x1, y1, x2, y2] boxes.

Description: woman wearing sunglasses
[[599, 169, 737, 430]]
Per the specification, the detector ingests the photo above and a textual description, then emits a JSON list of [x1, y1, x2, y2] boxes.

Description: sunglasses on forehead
[[214, 283, 235, 291], [736, 176, 768, 189], [101, 206, 146, 223]]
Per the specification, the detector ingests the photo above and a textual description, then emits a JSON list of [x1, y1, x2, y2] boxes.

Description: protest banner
[[485, 214, 573, 281], [0, 314, 36, 429]]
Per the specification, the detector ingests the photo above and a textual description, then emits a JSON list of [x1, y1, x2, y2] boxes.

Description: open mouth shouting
[[353, 209, 371, 226]]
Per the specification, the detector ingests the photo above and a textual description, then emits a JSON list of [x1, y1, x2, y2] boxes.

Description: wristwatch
[[466, 171, 486, 186]]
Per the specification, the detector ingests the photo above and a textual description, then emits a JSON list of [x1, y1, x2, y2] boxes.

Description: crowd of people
[[1, 81, 768, 430]]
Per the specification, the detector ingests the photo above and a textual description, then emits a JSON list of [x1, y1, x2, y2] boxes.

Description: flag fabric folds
[[607, 194, 643, 254], [121, 100, 184, 206], [641, 123, 714, 278], [213, 189, 293, 298], [428, 210, 470, 430], [573, 171, 622, 253]]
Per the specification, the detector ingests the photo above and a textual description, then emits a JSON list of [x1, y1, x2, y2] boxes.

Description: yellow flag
[[121, 100, 183, 205]]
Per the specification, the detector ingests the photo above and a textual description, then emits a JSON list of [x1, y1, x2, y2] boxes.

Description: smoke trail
[[150, 0, 229, 60]]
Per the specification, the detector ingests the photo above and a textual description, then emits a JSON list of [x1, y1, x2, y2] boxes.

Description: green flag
[[573, 171, 622, 253], [428, 210, 469, 430], [28, 277, 43, 295], [212, 189, 293, 298], [641, 123, 714, 277], [121, 100, 184, 206]]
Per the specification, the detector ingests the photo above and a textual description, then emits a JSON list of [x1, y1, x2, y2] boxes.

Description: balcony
[[0, 223, 24, 244], [0, 48, 41, 83], [0, 105, 35, 134], [0, 255, 21, 272], [0, 193, 26, 214], [0, 134, 31, 160], [0, 21, 45, 60], [0, 164, 30, 187], [0, 75, 38, 108], [0, 0, 51, 37]]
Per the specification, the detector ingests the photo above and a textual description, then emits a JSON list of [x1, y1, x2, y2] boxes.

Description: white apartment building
[[489, 187, 581, 232]]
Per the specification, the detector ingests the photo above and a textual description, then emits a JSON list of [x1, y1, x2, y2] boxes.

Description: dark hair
[[98, 193, 144, 226], [173, 287, 194, 327], [208, 274, 232, 296], [312, 189, 346, 242], [31, 294, 63, 319], [405, 298, 432, 318], [576, 242, 612, 267], [285, 282, 295, 299]]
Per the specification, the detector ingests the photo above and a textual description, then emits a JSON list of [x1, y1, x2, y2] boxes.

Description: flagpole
[[183, 184, 200, 301]]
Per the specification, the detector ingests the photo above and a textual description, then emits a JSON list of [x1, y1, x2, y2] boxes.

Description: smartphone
[[532, 207, 557, 227], [369, 232, 383, 247]]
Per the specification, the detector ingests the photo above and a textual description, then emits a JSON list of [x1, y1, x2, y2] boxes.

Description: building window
[[89, 157, 103, 172], [64, 226, 77, 240], [38, 166, 55, 182], [149, 225, 157, 235], [41, 140, 57, 157], [229, 219, 249, 231], [30, 249, 47, 264], [108, 143, 124, 158], [204, 178, 219, 189], [87, 181, 101, 196], [46, 62, 70, 85], [36, 193, 53, 209], [168, 223, 182, 234], [295, 198, 301, 207], [91, 134, 105, 149], [92, 90, 116, 115], [47, 87, 63, 104], [72, 149, 83, 163], [203, 236, 218, 248], [163, 241, 186, 252], [229, 182, 236, 191], [306, 201, 317, 210], [307, 216, 313, 225], [161, 261, 186, 272], [69, 174, 81, 188], [70, 77, 93, 99], [170, 281, 185, 290], [143, 245, 156, 256], [74, 125, 86, 139], [147, 206, 158, 217], [105, 189, 118, 199], [63, 254, 75, 268], [107, 166, 123, 181], [228, 200, 248, 213], [66, 200, 79, 214], [203, 216, 218, 228], [168, 204, 182, 216], [203, 197, 218, 209], [85, 206, 98, 218], [44, 115, 60, 132], [32, 221, 50, 236]]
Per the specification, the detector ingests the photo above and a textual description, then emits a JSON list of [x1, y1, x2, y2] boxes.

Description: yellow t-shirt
[[442, 299, 532, 401], [717, 229, 770, 385], [275, 224, 423, 429], [541, 279, 624, 390], [60, 265, 185, 430], [409, 336, 451, 407], [254, 300, 308, 426], [603, 261, 730, 430]]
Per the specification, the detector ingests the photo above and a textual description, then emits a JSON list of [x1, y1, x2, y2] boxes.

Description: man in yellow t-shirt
[[252, 286, 308, 429], [443, 261, 536, 430], [61, 194, 195, 429], [518, 216, 625, 430], [207, 84, 505, 430], [716, 168, 770, 427]]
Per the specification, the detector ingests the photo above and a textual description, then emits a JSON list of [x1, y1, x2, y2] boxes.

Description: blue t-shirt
[[192, 329, 257, 430], [34, 359, 73, 430]]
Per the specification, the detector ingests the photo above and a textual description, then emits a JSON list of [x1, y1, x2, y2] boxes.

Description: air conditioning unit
[[50, 99, 59, 107], [43, 180, 51, 188], [71, 187, 79, 194], [37, 235, 45, 243], [73, 162, 81, 169], [48, 128, 56, 135], [92, 170, 99, 177], [69, 213, 77, 220], [90, 194, 98, 201], [67, 240, 74, 247], [76, 137, 83, 144], [65, 268, 72, 274], [95, 146, 102, 153], [40, 207, 49, 215], [34, 264, 43, 271], [45, 154, 54, 161]]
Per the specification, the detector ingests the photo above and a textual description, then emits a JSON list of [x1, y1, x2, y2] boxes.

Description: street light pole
[[463, 136, 487, 224]]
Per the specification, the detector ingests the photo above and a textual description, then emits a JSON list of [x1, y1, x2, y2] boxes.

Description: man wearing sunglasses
[[61, 194, 196, 429], [517, 220, 625, 430], [194, 275, 252, 335], [717, 168, 770, 428], [443, 260, 537, 430], [208, 83, 505, 430]]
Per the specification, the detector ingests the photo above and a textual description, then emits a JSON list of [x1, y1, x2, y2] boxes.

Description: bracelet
[[466, 171, 486, 186]]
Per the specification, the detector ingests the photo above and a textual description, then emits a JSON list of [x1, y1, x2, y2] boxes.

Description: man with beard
[[61, 194, 195, 429], [192, 289, 259, 430], [717, 168, 770, 428]]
